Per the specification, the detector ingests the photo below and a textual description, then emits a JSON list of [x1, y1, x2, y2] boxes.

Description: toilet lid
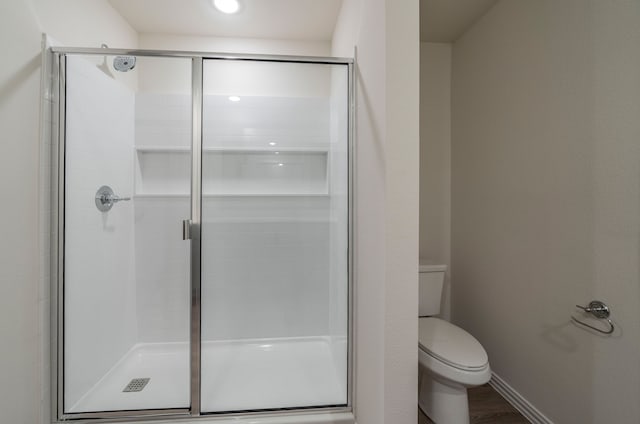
[[419, 317, 488, 371]]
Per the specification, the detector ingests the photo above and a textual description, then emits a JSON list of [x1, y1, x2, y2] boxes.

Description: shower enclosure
[[48, 47, 352, 422]]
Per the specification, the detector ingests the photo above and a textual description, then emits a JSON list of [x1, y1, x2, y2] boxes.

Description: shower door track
[[49, 46, 355, 423], [51, 46, 353, 64]]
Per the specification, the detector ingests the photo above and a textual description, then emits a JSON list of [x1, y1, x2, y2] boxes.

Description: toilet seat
[[419, 317, 488, 371]]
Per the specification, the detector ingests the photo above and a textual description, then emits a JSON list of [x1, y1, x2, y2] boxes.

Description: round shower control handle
[[95, 185, 130, 212]]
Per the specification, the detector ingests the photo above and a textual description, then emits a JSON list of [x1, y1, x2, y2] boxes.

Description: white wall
[[63, 55, 137, 411], [333, 0, 420, 423], [0, 3, 44, 424], [383, 2, 420, 422], [137, 33, 332, 96], [29, 0, 139, 90], [140, 33, 331, 56], [0, 1, 137, 422], [419, 42, 451, 319], [452, 1, 640, 422], [28, 0, 137, 48]]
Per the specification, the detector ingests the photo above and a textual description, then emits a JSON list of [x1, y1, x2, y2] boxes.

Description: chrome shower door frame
[[49, 46, 355, 423]]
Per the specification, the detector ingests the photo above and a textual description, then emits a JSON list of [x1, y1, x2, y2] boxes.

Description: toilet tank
[[419, 263, 447, 316]]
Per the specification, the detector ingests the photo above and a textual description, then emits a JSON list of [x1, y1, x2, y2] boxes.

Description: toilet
[[418, 263, 491, 424]]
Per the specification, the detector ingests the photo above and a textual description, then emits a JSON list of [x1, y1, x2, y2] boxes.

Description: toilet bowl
[[418, 263, 490, 423]]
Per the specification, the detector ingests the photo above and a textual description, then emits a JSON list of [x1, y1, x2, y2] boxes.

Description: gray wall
[[420, 42, 451, 319], [452, 1, 640, 422]]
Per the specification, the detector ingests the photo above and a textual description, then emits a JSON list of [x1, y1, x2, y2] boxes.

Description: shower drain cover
[[123, 378, 150, 392]]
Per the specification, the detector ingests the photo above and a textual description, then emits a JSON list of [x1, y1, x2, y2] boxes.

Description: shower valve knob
[[95, 185, 130, 212]]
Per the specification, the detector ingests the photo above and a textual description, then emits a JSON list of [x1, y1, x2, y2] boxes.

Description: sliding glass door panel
[[199, 59, 350, 412]]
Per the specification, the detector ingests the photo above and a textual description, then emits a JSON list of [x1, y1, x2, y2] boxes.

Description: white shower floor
[[69, 337, 346, 413]]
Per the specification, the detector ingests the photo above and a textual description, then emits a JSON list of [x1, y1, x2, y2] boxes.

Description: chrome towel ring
[[571, 300, 614, 335]]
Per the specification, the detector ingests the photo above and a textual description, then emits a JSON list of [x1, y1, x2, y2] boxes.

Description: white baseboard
[[489, 372, 554, 424]]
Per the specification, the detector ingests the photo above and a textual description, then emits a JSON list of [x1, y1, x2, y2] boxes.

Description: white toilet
[[418, 263, 491, 424]]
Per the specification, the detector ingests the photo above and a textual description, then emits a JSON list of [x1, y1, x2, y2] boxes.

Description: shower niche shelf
[[134, 146, 330, 197]]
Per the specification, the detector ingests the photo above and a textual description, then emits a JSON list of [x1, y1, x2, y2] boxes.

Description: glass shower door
[[57, 50, 351, 419], [61, 54, 193, 416], [199, 59, 350, 412]]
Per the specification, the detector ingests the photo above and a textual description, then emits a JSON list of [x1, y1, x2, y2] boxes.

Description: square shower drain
[[122, 378, 150, 392]]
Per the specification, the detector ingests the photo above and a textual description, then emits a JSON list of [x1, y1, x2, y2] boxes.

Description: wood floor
[[418, 384, 529, 424]]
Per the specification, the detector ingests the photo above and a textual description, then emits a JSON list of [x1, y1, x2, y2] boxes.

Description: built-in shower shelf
[[135, 145, 330, 153], [134, 146, 330, 197], [133, 193, 330, 198]]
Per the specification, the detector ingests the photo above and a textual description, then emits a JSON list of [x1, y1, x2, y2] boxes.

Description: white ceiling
[[109, 0, 497, 46], [108, 0, 343, 41], [420, 0, 498, 42]]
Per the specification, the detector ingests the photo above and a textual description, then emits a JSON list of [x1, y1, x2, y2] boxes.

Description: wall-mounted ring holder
[[571, 300, 614, 335]]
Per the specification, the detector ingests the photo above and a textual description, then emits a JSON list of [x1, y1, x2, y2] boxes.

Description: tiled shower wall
[[133, 92, 338, 342], [328, 66, 349, 389]]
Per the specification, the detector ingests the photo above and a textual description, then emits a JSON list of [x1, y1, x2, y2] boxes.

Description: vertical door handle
[[183, 219, 192, 240]]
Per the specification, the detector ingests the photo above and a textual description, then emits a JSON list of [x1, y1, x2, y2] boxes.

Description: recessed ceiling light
[[213, 0, 240, 14], [269, 142, 277, 146], [278, 163, 284, 167], [228, 95, 240, 102]]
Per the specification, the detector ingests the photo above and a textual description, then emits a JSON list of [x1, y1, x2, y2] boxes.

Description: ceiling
[[420, 0, 498, 42], [109, 0, 496, 45], [108, 0, 343, 41]]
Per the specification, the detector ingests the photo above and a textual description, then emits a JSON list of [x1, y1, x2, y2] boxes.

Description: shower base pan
[[68, 336, 346, 414]]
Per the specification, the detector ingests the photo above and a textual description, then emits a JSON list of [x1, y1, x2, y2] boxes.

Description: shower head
[[113, 56, 136, 72]]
